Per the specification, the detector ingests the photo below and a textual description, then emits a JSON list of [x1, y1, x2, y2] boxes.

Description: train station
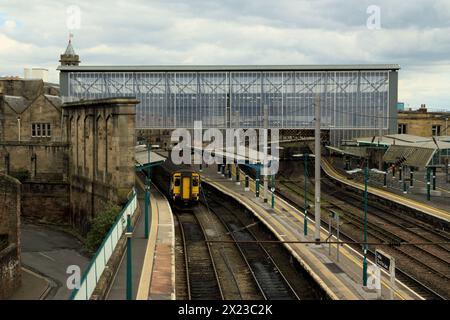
[[51, 40, 449, 302], [1, 2, 449, 311]]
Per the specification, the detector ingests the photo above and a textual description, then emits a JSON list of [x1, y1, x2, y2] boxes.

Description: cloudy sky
[[1, 0, 449, 110]]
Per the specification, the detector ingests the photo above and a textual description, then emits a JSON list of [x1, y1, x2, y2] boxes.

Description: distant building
[[0, 78, 66, 179], [24, 68, 49, 82], [397, 104, 450, 137]]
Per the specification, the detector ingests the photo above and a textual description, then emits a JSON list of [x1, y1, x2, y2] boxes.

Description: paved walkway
[[106, 184, 148, 300], [136, 183, 175, 300], [200, 165, 423, 300], [14, 223, 89, 300], [9, 267, 52, 300]]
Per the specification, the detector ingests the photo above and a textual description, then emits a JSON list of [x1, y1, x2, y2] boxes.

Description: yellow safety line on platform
[[136, 179, 159, 300], [322, 159, 449, 222]]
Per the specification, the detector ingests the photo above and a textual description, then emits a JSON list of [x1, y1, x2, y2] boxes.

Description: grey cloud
[[0, 0, 449, 108]]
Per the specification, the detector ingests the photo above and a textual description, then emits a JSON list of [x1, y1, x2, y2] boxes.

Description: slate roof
[[3, 95, 28, 114]]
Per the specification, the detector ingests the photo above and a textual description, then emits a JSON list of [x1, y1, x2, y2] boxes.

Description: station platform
[[136, 183, 176, 300], [107, 177, 175, 300], [200, 165, 424, 300], [321, 158, 450, 224]]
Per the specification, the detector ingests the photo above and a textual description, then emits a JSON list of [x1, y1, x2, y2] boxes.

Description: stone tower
[[59, 37, 80, 66]]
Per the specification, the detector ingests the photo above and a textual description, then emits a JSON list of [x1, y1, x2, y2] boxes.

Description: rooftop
[[58, 64, 401, 72], [63, 40, 76, 56], [355, 134, 450, 149]]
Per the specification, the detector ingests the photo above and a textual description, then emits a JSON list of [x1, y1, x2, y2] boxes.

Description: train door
[[173, 174, 181, 200], [182, 176, 191, 200]]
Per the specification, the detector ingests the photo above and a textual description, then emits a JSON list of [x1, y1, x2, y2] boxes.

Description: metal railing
[[70, 189, 137, 300]]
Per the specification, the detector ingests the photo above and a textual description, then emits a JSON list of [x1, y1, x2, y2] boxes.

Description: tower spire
[[60, 33, 80, 66]]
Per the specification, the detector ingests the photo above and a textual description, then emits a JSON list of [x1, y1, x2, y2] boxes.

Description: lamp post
[[255, 165, 260, 198], [271, 174, 275, 208], [294, 153, 316, 236], [370, 168, 387, 189], [265, 146, 283, 209], [363, 166, 369, 287], [144, 143, 159, 239], [346, 166, 369, 287], [126, 213, 133, 300]]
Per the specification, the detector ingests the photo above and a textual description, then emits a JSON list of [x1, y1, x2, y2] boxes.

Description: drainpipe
[[17, 117, 21, 142]]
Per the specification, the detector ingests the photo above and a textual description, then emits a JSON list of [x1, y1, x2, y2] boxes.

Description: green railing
[[69, 189, 137, 300]]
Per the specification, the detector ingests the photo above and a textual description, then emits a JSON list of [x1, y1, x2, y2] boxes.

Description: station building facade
[[58, 63, 399, 146]]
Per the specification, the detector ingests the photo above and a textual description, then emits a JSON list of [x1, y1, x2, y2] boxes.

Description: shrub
[[10, 170, 29, 182], [86, 203, 121, 254]]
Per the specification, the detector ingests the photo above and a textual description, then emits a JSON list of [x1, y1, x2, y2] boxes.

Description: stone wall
[[0, 142, 69, 181], [0, 174, 21, 299], [21, 181, 70, 223], [398, 110, 450, 137], [63, 98, 138, 233]]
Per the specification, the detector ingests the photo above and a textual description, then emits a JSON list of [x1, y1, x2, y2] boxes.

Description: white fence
[[70, 190, 137, 300]]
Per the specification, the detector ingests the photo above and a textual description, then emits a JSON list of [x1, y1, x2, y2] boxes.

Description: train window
[[192, 177, 199, 186], [174, 178, 181, 186]]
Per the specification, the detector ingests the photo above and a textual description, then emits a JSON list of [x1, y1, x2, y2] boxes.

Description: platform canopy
[[383, 146, 436, 167], [326, 145, 368, 158], [355, 134, 450, 149], [354, 134, 450, 167], [135, 145, 166, 170], [192, 145, 279, 167]]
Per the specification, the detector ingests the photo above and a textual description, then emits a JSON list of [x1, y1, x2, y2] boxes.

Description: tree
[[86, 202, 121, 254]]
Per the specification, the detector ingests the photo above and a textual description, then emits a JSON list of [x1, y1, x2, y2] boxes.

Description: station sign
[[375, 249, 392, 272]]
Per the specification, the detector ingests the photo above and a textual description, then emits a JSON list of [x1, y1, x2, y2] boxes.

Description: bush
[[86, 203, 121, 254], [10, 170, 29, 182]]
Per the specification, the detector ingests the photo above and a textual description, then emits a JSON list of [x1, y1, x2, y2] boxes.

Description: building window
[[32, 123, 51, 137], [432, 125, 441, 136], [398, 123, 407, 134]]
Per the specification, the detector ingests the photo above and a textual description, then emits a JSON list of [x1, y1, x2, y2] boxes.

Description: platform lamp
[[293, 153, 315, 236], [265, 146, 284, 209], [370, 168, 388, 188], [346, 166, 369, 287], [144, 143, 160, 239], [126, 212, 133, 300]]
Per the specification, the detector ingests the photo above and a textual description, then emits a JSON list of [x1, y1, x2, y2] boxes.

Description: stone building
[[0, 40, 139, 236], [0, 40, 140, 298], [63, 98, 138, 232], [0, 79, 67, 179], [0, 78, 70, 223], [397, 105, 450, 137], [0, 174, 21, 299]]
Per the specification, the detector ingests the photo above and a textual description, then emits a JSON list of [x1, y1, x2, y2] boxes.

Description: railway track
[[176, 210, 224, 300], [204, 191, 300, 300], [274, 161, 450, 300]]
